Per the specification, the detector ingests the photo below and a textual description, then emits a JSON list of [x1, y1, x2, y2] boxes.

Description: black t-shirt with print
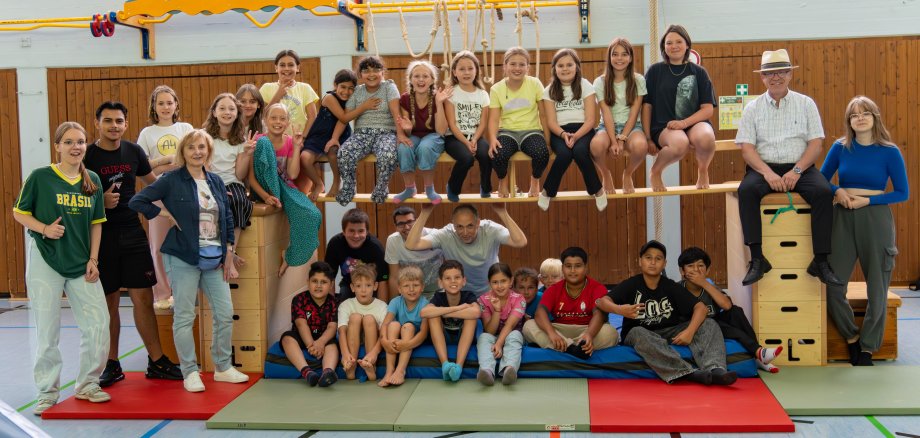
[[84, 140, 152, 227], [607, 274, 699, 339], [643, 62, 716, 135]]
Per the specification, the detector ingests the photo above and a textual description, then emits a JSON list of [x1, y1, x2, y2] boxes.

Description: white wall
[[4, 0, 918, 275]]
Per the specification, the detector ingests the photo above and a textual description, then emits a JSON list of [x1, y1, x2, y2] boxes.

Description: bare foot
[[527, 178, 540, 197], [650, 171, 667, 192], [622, 171, 635, 194], [377, 374, 391, 387], [278, 259, 288, 277], [387, 369, 406, 386], [344, 362, 357, 380], [359, 359, 377, 381], [498, 179, 510, 198], [696, 170, 710, 189]]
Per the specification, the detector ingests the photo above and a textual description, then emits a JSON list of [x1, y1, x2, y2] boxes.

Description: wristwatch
[[793, 166, 802, 175]]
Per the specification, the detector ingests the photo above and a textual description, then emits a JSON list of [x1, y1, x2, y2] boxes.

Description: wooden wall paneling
[[1, 70, 25, 296]]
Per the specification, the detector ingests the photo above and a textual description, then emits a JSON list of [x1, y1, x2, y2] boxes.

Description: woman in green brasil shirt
[[13, 121, 111, 415]]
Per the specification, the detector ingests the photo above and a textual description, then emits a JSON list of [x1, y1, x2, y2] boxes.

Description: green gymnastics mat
[[760, 366, 920, 415], [393, 378, 591, 432], [206, 379, 420, 430]]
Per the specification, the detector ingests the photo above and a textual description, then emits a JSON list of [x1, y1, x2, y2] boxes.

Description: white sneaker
[[184, 371, 206, 392], [537, 191, 551, 211], [74, 385, 111, 403], [214, 367, 249, 383], [33, 399, 56, 416], [595, 190, 608, 212]]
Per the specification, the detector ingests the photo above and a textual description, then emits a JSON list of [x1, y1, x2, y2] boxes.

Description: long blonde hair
[[54, 122, 97, 195], [839, 95, 896, 149], [405, 60, 438, 130]]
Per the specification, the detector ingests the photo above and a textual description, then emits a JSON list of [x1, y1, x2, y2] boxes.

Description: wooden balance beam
[[314, 139, 740, 203]]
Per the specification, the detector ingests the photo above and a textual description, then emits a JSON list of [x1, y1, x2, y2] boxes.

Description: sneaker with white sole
[[214, 367, 249, 383], [32, 399, 56, 416], [75, 385, 111, 403], [184, 371, 205, 392]]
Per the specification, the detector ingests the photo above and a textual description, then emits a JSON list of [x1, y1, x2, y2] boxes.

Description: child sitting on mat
[[538, 258, 563, 294], [379, 266, 430, 387], [280, 261, 339, 387], [421, 260, 481, 382], [476, 263, 526, 386], [523, 247, 619, 359], [677, 246, 782, 373], [514, 267, 541, 320], [337, 264, 388, 381]]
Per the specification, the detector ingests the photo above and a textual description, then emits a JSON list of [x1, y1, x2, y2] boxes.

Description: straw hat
[[753, 49, 800, 73]]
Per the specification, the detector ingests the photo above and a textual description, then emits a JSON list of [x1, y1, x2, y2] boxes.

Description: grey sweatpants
[[827, 204, 897, 352], [624, 318, 726, 383]]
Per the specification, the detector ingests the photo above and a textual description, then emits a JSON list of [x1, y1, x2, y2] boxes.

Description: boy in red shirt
[[522, 247, 619, 359]]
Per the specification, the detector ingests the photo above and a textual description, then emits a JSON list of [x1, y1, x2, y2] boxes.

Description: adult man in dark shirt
[[324, 208, 389, 301], [84, 101, 181, 386]]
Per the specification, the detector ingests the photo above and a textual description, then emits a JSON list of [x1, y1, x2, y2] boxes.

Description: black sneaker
[[146, 355, 183, 380], [100, 359, 125, 387], [855, 351, 874, 366]]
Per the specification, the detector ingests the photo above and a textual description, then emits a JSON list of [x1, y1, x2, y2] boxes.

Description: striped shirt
[[735, 90, 824, 164]]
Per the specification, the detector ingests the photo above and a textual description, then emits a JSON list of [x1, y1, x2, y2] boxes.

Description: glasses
[[395, 219, 415, 228], [60, 140, 87, 146], [761, 70, 791, 78], [849, 111, 875, 120], [361, 67, 382, 74]]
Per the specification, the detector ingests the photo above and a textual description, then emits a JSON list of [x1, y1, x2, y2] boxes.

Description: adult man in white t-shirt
[[386, 206, 444, 299], [405, 203, 528, 295]]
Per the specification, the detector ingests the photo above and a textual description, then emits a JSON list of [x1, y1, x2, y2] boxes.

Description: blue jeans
[[163, 253, 234, 377], [398, 133, 445, 172], [477, 330, 523, 373], [598, 121, 644, 135]]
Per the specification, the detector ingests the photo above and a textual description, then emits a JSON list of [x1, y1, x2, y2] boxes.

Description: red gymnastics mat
[[42, 372, 261, 420], [588, 378, 794, 433]]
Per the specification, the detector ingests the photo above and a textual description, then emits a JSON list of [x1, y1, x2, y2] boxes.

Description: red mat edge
[[41, 372, 262, 420], [587, 377, 795, 433]]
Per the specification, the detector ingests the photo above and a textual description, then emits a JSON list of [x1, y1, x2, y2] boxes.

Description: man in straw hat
[[735, 49, 843, 287]]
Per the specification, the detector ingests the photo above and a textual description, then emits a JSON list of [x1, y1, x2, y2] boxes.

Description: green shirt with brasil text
[[13, 165, 106, 278]]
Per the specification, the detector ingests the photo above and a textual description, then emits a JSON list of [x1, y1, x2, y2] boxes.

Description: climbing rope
[[365, 0, 380, 57], [398, 1, 441, 59], [648, 0, 662, 242], [513, 1, 540, 80], [441, 0, 453, 86], [479, 1, 496, 84]]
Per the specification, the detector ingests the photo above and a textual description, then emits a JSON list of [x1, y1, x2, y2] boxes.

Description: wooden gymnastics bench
[[826, 282, 901, 361], [312, 139, 739, 203]]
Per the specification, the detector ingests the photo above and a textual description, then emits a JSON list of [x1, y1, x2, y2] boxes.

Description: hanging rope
[[527, 2, 540, 81], [459, 0, 470, 51], [515, 0, 523, 47], [484, 4, 497, 84], [441, 0, 453, 85], [365, 0, 380, 57], [398, 1, 441, 59], [649, 0, 662, 242]]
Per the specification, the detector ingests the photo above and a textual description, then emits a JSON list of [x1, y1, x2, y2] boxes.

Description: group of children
[[281, 242, 782, 389], [237, 25, 718, 213]]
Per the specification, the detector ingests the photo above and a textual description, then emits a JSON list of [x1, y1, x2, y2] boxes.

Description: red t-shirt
[[538, 277, 608, 325], [399, 92, 438, 137]]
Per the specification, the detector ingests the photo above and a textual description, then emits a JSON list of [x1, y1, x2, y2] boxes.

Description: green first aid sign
[[736, 84, 749, 96]]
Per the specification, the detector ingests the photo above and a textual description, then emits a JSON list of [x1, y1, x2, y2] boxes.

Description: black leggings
[[492, 132, 549, 179], [544, 123, 601, 197], [444, 135, 492, 194]]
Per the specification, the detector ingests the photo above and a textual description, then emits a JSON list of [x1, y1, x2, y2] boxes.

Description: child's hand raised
[[292, 125, 305, 148], [489, 294, 503, 312], [435, 87, 453, 105], [397, 115, 413, 131], [683, 269, 708, 288], [243, 130, 258, 154]]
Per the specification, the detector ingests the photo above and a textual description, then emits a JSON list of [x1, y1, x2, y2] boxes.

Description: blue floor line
[[140, 419, 172, 438]]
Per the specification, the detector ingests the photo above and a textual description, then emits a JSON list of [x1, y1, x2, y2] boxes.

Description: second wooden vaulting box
[[199, 205, 288, 373]]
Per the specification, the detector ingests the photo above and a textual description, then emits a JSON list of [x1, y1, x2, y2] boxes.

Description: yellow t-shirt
[[259, 81, 320, 134], [488, 76, 544, 131]]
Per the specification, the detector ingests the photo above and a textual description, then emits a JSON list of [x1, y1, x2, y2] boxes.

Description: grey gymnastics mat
[[760, 366, 920, 415], [394, 378, 591, 432], [206, 378, 420, 430]]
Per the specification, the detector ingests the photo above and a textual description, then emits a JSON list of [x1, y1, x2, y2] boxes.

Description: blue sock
[[425, 185, 442, 204], [393, 186, 417, 203]]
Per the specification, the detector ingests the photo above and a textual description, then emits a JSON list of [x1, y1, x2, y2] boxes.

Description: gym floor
[[2, 289, 919, 438]]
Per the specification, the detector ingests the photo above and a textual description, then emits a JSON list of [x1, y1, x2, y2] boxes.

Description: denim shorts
[[598, 121, 644, 136]]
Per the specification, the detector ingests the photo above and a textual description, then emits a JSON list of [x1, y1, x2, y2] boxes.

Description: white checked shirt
[[735, 90, 825, 164]]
